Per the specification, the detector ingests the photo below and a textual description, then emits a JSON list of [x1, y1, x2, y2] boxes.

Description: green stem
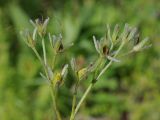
[[73, 84, 93, 118], [32, 47, 43, 64], [70, 93, 77, 120], [32, 47, 49, 80], [32, 47, 62, 120], [42, 38, 47, 65], [93, 56, 103, 79], [50, 86, 62, 120], [52, 53, 57, 69], [70, 74, 79, 120]]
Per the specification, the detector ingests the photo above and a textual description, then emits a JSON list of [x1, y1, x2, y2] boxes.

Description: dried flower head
[[30, 17, 49, 37], [51, 64, 68, 87], [133, 37, 152, 52], [20, 29, 37, 48], [49, 33, 73, 54]]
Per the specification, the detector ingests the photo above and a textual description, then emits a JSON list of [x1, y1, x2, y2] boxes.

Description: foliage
[[0, 0, 159, 120]]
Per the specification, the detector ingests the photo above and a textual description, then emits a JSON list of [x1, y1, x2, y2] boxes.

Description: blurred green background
[[0, 0, 160, 120]]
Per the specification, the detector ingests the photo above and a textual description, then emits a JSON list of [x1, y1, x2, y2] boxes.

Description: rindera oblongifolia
[[21, 17, 151, 120]]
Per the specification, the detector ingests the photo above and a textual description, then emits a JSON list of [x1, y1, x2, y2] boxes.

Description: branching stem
[[32, 46, 62, 120], [71, 42, 125, 119]]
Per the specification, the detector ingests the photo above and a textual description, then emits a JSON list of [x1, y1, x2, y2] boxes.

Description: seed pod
[[93, 36, 100, 54], [134, 34, 140, 45], [52, 72, 62, 87], [127, 27, 137, 41], [133, 37, 149, 52], [52, 64, 68, 87], [61, 64, 68, 80], [102, 45, 109, 56], [106, 24, 113, 50], [121, 23, 130, 42], [58, 43, 64, 52], [78, 68, 88, 80], [70, 58, 77, 72], [112, 24, 120, 42]]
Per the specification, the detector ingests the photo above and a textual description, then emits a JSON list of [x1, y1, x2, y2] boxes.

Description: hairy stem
[[50, 86, 62, 120], [32, 47, 62, 120], [70, 74, 79, 120], [52, 54, 57, 69], [32, 47, 49, 80], [73, 84, 93, 118], [70, 93, 77, 120], [32, 47, 43, 64], [42, 38, 47, 65]]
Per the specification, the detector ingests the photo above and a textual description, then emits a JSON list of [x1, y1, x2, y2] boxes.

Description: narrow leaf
[[93, 36, 100, 54], [32, 27, 37, 40], [133, 37, 149, 51], [127, 27, 137, 41], [112, 24, 119, 42]]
